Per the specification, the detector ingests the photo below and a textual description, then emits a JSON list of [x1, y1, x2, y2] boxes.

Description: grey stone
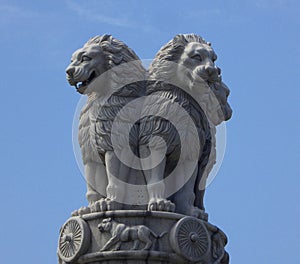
[[65, 35, 147, 213], [57, 211, 228, 264], [98, 218, 168, 251], [139, 34, 232, 217], [59, 34, 232, 264]]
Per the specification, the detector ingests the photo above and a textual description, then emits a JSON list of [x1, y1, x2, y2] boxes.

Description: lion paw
[[148, 198, 175, 212], [107, 199, 122, 211], [71, 206, 91, 216], [188, 207, 208, 221], [93, 198, 108, 211], [93, 198, 122, 211]]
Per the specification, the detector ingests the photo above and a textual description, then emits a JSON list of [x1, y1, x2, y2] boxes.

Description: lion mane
[[148, 33, 231, 126], [140, 34, 232, 211], [78, 35, 146, 164]]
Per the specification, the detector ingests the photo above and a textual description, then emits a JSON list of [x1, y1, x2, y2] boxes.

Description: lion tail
[[150, 230, 168, 239]]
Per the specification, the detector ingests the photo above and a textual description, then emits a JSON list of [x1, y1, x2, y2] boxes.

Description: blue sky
[[0, 0, 299, 263]]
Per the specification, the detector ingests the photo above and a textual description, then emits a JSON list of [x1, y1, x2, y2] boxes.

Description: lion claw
[[93, 198, 122, 212], [107, 199, 121, 211], [148, 198, 175, 212], [188, 207, 208, 221], [71, 206, 91, 216], [93, 198, 107, 212]]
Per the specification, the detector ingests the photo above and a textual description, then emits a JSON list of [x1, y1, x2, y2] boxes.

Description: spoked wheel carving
[[170, 217, 210, 262], [58, 217, 90, 262]]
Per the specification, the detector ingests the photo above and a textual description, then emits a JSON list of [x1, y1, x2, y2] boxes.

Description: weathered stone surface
[[58, 211, 228, 264], [59, 34, 232, 263]]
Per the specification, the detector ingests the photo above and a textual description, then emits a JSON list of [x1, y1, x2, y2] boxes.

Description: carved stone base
[[57, 211, 229, 264]]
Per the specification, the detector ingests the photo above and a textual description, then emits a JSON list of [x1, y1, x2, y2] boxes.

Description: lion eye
[[192, 54, 202, 61], [81, 55, 92, 62]]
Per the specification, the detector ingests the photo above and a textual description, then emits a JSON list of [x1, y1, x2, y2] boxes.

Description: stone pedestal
[[57, 211, 229, 264]]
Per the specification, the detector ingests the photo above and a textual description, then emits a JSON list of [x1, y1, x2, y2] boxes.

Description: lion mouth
[[221, 105, 232, 121], [192, 68, 221, 84], [75, 71, 97, 93]]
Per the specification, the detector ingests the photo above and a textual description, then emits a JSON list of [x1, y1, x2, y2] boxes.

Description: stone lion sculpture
[[60, 34, 231, 264], [139, 34, 232, 218], [65, 34, 232, 219], [66, 35, 146, 214]]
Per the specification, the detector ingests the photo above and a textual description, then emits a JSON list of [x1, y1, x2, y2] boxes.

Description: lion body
[[140, 85, 210, 162], [66, 35, 146, 206], [79, 87, 142, 165], [139, 34, 232, 215]]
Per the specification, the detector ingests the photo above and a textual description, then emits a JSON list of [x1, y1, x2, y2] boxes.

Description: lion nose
[[224, 85, 230, 97], [66, 66, 75, 76], [205, 65, 217, 76]]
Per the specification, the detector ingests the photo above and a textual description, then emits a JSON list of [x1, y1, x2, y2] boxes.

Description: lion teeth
[[75, 79, 90, 90]]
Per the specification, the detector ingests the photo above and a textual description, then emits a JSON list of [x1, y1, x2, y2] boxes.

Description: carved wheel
[[58, 217, 90, 262], [170, 217, 210, 262]]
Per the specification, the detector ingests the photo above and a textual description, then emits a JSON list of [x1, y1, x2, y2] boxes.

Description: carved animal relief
[[98, 218, 167, 251]]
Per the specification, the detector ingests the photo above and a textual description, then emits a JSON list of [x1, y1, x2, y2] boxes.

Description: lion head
[[66, 34, 145, 95], [97, 218, 113, 233], [149, 33, 232, 125]]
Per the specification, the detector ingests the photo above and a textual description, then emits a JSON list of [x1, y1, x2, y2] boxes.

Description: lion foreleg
[[94, 162, 108, 199], [105, 151, 119, 199], [113, 241, 122, 251], [116, 148, 134, 203], [101, 235, 119, 251], [85, 162, 102, 204], [104, 151, 124, 210], [172, 162, 199, 216], [140, 148, 174, 211], [143, 154, 166, 196], [142, 149, 166, 205]]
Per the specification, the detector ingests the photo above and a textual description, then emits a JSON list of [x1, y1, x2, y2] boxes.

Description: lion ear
[[101, 34, 111, 42], [174, 34, 186, 43], [111, 54, 123, 64]]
